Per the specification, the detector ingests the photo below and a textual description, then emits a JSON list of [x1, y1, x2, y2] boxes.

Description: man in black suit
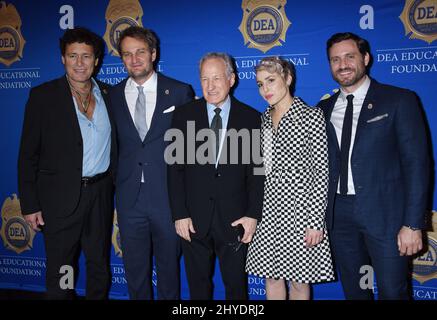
[[317, 32, 430, 299], [167, 52, 264, 299], [18, 28, 116, 299]]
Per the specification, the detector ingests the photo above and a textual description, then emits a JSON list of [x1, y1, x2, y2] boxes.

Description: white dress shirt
[[330, 75, 371, 195], [124, 72, 158, 129]]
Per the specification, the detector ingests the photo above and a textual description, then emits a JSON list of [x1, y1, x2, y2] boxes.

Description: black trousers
[[181, 207, 248, 300], [42, 175, 114, 300]]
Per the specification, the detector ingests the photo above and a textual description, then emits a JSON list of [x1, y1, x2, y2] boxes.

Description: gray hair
[[199, 52, 234, 78]]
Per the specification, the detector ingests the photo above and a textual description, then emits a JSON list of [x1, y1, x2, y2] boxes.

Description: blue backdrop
[[0, 0, 436, 300]]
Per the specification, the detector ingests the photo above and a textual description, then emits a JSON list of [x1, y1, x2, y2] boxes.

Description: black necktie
[[340, 94, 354, 195], [211, 107, 222, 161]]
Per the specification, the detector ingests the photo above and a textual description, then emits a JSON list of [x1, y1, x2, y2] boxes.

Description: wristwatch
[[405, 225, 421, 231]]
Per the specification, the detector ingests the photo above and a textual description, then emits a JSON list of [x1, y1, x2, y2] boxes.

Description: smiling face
[[328, 39, 370, 93], [200, 57, 235, 107], [120, 36, 156, 85], [256, 69, 292, 108], [62, 42, 97, 85]]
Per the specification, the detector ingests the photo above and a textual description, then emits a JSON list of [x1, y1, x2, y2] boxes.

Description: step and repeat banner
[[0, 0, 436, 300]]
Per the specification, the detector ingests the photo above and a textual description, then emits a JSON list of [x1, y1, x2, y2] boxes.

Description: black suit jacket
[[167, 97, 264, 240], [18, 75, 116, 220]]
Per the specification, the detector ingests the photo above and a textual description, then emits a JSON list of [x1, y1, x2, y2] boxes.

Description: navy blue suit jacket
[[109, 73, 194, 212], [317, 79, 430, 237]]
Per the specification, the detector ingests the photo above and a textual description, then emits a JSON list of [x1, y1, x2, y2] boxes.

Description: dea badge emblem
[[112, 209, 123, 258], [399, 0, 437, 44], [0, 194, 35, 254], [0, 1, 26, 66], [238, 0, 291, 53], [103, 0, 144, 57], [413, 211, 437, 284]]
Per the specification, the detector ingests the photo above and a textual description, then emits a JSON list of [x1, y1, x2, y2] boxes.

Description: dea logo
[[0, 1, 26, 66], [111, 209, 123, 258], [0, 194, 35, 254], [103, 0, 143, 57], [413, 211, 437, 283], [399, 0, 437, 44], [238, 0, 291, 53]]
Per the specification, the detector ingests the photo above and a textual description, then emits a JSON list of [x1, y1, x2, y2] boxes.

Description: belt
[[81, 171, 110, 187]]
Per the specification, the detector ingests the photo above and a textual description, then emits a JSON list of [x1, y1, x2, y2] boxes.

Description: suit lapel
[[194, 98, 214, 170], [226, 97, 238, 131], [218, 97, 240, 168], [97, 81, 117, 166], [59, 75, 82, 145], [117, 78, 141, 141], [98, 82, 111, 110], [198, 98, 210, 130], [353, 79, 378, 147], [144, 73, 170, 143]]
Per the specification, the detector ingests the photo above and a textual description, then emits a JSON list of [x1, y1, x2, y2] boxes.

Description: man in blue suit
[[317, 32, 430, 300], [109, 26, 194, 299]]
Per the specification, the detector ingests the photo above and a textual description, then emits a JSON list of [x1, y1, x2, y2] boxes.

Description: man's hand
[[175, 218, 196, 242], [304, 228, 324, 248], [24, 211, 45, 232], [231, 217, 257, 243], [398, 226, 422, 256]]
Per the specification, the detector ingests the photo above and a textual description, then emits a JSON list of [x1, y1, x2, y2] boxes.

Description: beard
[[333, 66, 366, 88], [128, 67, 153, 82]]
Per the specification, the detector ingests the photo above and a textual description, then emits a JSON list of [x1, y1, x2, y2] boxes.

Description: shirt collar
[[207, 95, 231, 118], [339, 75, 370, 101], [90, 78, 101, 94], [126, 71, 157, 91]]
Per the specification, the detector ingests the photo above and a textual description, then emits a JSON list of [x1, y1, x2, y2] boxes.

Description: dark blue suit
[[317, 79, 430, 299], [109, 73, 194, 299]]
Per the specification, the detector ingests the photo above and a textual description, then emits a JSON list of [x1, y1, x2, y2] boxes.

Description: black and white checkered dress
[[246, 97, 335, 283]]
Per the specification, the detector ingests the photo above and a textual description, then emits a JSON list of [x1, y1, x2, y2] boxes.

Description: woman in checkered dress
[[246, 57, 335, 300]]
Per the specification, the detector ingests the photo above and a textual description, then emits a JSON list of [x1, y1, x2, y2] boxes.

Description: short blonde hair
[[255, 56, 295, 89]]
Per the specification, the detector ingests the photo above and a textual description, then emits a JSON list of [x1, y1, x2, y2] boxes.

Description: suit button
[[209, 197, 214, 201], [138, 162, 142, 166], [78, 142, 82, 147], [215, 172, 221, 178]]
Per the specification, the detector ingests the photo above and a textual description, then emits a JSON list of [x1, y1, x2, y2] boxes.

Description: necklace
[[66, 76, 93, 114]]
